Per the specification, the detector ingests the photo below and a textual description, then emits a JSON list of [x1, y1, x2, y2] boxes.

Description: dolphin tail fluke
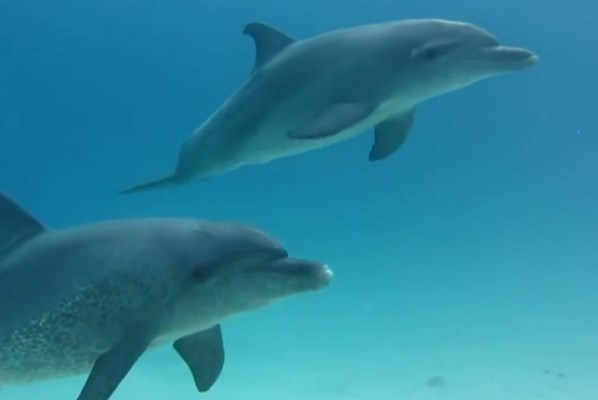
[[118, 174, 184, 195]]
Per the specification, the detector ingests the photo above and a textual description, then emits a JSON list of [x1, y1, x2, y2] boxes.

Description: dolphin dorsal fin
[[243, 22, 295, 71], [0, 193, 45, 258]]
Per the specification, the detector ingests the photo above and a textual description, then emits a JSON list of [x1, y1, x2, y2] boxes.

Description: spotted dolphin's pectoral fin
[[369, 108, 416, 161], [287, 102, 375, 140], [76, 327, 154, 400], [0, 192, 46, 259], [174, 325, 225, 393], [244, 22, 295, 71]]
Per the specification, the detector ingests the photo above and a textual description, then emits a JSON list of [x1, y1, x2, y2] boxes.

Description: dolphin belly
[[233, 98, 413, 165]]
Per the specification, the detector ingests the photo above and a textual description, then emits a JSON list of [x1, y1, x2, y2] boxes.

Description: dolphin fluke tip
[[118, 175, 181, 195]]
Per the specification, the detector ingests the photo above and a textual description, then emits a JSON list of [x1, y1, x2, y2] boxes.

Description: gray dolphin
[[0, 192, 332, 400], [120, 18, 538, 194]]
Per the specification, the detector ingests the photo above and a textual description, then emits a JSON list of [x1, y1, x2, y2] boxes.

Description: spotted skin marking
[[0, 268, 171, 383]]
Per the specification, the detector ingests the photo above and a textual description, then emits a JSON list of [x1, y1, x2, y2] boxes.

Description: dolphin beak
[[482, 45, 539, 71], [264, 257, 333, 289]]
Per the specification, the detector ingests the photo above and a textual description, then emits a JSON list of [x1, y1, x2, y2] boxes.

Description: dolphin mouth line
[[469, 54, 539, 63], [248, 256, 333, 283], [469, 46, 539, 68]]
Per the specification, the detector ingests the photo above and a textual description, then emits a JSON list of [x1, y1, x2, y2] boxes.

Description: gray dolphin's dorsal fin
[[369, 108, 416, 161], [243, 22, 295, 71], [0, 192, 46, 257], [174, 325, 225, 393]]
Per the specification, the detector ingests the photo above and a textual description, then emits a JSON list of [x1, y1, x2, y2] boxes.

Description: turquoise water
[[1, 0, 597, 399]]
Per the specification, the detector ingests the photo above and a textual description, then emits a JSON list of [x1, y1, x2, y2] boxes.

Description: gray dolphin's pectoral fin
[[244, 22, 295, 71], [0, 192, 46, 258], [174, 325, 225, 393], [369, 108, 416, 161], [76, 327, 154, 400], [288, 102, 375, 140]]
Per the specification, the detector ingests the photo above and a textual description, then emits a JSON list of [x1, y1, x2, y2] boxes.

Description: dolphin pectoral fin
[[174, 325, 225, 393], [76, 328, 154, 400], [244, 22, 295, 71], [288, 102, 374, 140], [369, 108, 416, 161], [0, 192, 46, 258], [118, 174, 185, 195]]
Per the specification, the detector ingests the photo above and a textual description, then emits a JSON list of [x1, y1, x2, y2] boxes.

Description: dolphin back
[[0, 192, 46, 260]]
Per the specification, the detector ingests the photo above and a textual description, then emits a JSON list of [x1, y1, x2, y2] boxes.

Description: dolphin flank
[[120, 18, 538, 194], [0, 192, 332, 400]]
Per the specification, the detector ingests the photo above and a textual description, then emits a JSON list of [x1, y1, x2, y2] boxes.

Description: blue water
[[1, 0, 597, 399]]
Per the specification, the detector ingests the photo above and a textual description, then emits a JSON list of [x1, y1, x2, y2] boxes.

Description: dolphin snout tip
[[527, 53, 540, 66], [520, 49, 539, 67], [515, 47, 539, 66], [319, 264, 334, 286]]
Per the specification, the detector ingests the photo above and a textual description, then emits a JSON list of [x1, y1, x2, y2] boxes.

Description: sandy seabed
[[2, 336, 597, 400]]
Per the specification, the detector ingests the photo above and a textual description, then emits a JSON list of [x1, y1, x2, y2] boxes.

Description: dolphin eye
[[192, 263, 216, 282]]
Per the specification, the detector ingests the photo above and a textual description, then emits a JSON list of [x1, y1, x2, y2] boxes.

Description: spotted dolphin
[[120, 18, 538, 194], [0, 192, 332, 400]]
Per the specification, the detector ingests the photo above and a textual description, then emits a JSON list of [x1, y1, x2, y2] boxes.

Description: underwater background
[[1, 0, 597, 399]]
